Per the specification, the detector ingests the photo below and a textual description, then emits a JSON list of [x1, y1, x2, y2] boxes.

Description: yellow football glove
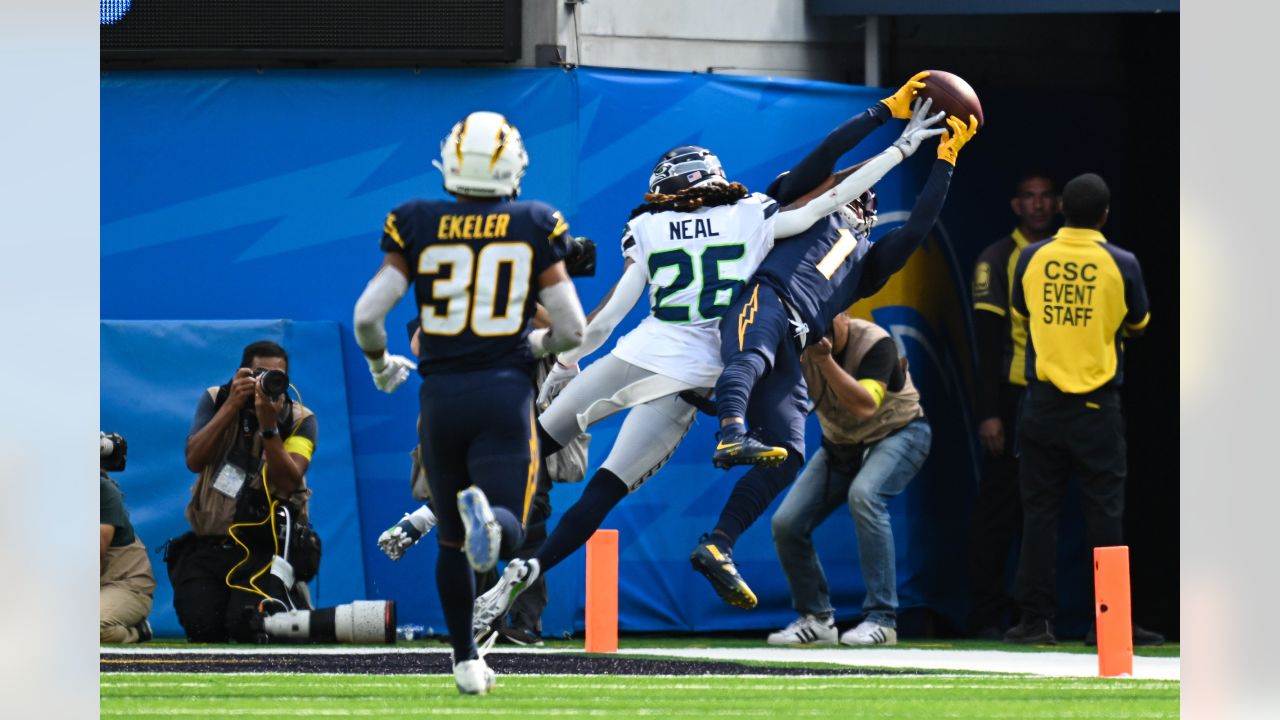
[[880, 71, 930, 120], [937, 114, 979, 166]]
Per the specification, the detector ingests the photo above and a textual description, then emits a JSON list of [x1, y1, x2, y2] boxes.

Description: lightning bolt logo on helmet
[[432, 111, 529, 199]]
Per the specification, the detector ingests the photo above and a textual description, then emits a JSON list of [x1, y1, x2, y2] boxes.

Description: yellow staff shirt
[[1010, 227, 1150, 393]]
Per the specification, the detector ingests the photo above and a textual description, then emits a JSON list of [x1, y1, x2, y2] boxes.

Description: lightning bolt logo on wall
[[846, 222, 981, 483]]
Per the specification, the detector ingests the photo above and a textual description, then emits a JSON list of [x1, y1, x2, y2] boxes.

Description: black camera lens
[[258, 369, 290, 397]]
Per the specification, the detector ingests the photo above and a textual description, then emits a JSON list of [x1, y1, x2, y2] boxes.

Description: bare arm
[[805, 338, 885, 420], [185, 373, 254, 472]]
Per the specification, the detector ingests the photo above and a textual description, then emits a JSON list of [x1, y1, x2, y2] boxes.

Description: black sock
[[534, 469, 628, 573], [713, 453, 803, 547], [716, 351, 769, 427], [538, 421, 563, 457], [492, 506, 526, 560], [435, 544, 478, 662]]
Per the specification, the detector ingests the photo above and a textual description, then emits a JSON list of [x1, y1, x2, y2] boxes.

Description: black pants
[[507, 470, 552, 633], [166, 533, 309, 643], [967, 383, 1025, 632], [1013, 383, 1126, 623]]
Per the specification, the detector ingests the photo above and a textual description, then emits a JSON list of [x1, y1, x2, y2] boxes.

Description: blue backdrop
[[102, 67, 980, 638]]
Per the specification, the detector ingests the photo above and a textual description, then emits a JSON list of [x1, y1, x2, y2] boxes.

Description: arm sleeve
[[973, 310, 1007, 419], [353, 265, 410, 354], [1121, 252, 1151, 332], [188, 391, 217, 437], [774, 146, 906, 239], [770, 103, 893, 205], [853, 338, 903, 390], [557, 262, 647, 365], [858, 160, 954, 297], [534, 280, 587, 356]]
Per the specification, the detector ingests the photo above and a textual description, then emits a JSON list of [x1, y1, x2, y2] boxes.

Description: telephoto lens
[[258, 369, 290, 398]]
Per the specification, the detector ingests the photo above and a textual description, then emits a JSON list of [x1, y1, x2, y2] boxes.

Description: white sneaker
[[767, 614, 838, 646], [453, 657, 497, 695], [473, 558, 541, 637], [840, 620, 897, 646]]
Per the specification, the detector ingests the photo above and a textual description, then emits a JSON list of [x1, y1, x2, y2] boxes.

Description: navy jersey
[[753, 214, 871, 342], [381, 198, 572, 375]]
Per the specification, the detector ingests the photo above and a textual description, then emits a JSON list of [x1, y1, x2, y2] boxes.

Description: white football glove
[[367, 352, 417, 393], [891, 97, 947, 158], [538, 361, 579, 410], [377, 507, 435, 561]]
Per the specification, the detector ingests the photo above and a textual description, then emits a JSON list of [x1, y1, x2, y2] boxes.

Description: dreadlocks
[[629, 182, 750, 219]]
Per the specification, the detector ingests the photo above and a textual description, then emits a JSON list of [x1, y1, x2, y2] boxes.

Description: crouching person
[[100, 432, 155, 643], [165, 340, 393, 644], [769, 315, 931, 647]]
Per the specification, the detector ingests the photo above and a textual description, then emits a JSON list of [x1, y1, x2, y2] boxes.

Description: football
[[919, 70, 984, 128]]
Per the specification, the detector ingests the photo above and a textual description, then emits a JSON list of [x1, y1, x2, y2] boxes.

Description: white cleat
[[457, 487, 502, 572], [767, 614, 838, 646], [473, 558, 541, 637], [840, 620, 897, 646], [453, 657, 497, 695]]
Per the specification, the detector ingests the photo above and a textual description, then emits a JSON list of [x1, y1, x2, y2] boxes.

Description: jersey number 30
[[418, 243, 532, 336]]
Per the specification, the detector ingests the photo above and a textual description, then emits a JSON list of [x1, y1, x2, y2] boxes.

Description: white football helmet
[[433, 111, 528, 198]]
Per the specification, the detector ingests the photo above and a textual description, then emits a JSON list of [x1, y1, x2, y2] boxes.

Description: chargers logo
[[101, 0, 131, 24]]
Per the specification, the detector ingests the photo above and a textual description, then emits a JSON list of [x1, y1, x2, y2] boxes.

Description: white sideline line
[[99, 644, 1180, 680]]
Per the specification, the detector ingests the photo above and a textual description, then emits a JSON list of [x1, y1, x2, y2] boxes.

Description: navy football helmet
[[648, 146, 726, 195]]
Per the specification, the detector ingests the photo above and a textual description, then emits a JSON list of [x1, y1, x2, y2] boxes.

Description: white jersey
[[612, 191, 779, 386]]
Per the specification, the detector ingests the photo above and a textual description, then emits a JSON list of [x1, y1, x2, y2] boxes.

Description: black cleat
[[689, 534, 758, 609], [1003, 618, 1057, 645], [712, 429, 788, 469]]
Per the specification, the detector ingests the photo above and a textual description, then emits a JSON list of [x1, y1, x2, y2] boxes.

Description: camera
[[239, 369, 291, 434], [253, 368, 290, 398], [564, 236, 596, 277], [101, 431, 128, 472]]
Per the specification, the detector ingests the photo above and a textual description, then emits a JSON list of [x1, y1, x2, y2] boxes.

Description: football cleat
[[453, 656, 497, 695], [840, 620, 897, 646], [712, 429, 788, 469], [473, 558, 540, 637], [457, 487, 502, 573], [767, 615, 838, 646], [689, 534, 757, 609]]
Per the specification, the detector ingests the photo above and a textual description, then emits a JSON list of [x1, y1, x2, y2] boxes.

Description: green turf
[[101, 672, 1179, 719]]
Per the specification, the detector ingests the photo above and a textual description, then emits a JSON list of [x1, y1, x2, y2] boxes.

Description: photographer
[[167, 340, 319, 642], [100, 432, 155, 643]]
